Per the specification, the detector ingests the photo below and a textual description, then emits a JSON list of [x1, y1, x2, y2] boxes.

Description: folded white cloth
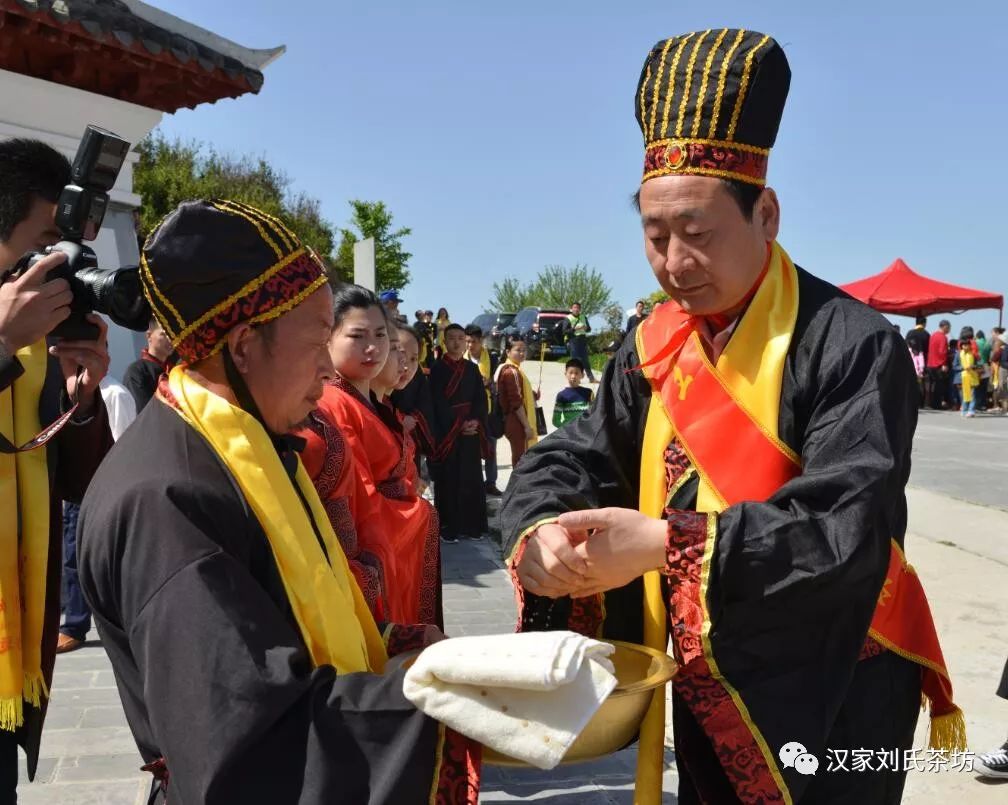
[[402, 631, 617, 769]]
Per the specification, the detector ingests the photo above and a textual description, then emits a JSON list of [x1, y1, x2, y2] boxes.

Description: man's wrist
[[70, 385, 97, 418], [76, 398, 96, 418], [0, 330, 16, 357], [647, 518, 670, 571], [0, 332, 25, 388]]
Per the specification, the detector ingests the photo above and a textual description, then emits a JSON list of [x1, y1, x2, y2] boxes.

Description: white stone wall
[[0, 68, 163, 380]]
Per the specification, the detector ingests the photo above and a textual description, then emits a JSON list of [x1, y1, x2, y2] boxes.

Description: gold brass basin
[[397, 639, 677, 767], [484, 639, 677, 766]]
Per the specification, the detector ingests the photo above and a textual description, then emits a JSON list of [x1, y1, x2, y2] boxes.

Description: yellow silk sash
[[0, 341, 51, 729], [166, 367, 386, 674], [466, 347, 492, 410]]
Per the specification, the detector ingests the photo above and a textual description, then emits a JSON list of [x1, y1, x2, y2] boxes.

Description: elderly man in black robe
[[79, 200, 479, 804]]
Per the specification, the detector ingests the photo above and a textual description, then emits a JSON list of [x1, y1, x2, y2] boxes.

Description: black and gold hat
[[141, 199, 327, 364], [636, 29, 790, 186]]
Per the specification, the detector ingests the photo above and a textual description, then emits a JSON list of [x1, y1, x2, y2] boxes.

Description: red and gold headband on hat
[[140, 199, 328, 364], [636, 29, 791, 186]]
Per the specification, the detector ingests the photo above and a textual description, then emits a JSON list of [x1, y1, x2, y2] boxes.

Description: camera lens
[[74, 265, 151, 332]]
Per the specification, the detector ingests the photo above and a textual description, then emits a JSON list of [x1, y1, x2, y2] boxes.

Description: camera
[[12, 125, 151, 341]]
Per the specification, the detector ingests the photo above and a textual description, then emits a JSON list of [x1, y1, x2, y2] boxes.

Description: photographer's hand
[[50, 314, 109, 415], [0, 252, 72, 354]]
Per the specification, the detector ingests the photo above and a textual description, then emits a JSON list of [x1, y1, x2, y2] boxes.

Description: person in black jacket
[[121, 317, 174, 412], [905, 315, 930, 358], [625, 299, 648, 334]]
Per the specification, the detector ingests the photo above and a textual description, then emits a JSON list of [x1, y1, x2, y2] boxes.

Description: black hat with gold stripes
[[636, 29, 790, 187], [140, 199, 328, 364]]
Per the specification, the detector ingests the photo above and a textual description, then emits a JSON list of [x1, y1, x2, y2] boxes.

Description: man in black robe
[[429, 323, 488, 542], [502, 29, 960, 805], [79, 200, 479, 804]]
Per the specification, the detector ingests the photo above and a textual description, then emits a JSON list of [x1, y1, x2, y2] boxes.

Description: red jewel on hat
[[664, 143, 687, 170]]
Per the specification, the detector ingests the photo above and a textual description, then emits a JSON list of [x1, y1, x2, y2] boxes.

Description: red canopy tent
[[840, 258, 1004, 324]]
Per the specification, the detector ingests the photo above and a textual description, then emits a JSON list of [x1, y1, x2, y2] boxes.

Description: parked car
[[468, 312, 516, 354], [502, 307, 570, 358]]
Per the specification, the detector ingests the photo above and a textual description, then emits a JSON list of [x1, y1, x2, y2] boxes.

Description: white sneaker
[[976, 741, 1008, 779]]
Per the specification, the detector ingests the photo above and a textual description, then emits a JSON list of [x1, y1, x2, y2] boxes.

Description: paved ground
[[17, 357, 1008, 803], [910, 409, 1008, 511], [16, 643, 143, 804]]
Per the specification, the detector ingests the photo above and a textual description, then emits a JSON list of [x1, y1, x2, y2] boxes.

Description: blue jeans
[[570, 337, 596, 381], [61, 502, 91, 641], [962, 397, 975, 415]]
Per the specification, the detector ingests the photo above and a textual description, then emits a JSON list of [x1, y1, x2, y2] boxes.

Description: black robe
[[78, 400, 476, 804], [501, 268, 923, 804], [391, 370, 437, 468], [428, 357, 488, 539]]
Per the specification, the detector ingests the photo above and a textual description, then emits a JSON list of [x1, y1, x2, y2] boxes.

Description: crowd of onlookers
[[59, 288, 613, 655], [904, 317, 1008, 416], [378, 291, 602, 504]]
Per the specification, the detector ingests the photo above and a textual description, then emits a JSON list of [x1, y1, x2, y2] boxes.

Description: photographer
[[0, 139, 112, 799]]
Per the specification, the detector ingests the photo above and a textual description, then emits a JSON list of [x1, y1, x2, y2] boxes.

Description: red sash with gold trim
[[647, 329, 800, 507], [638, 276, 965, 754]]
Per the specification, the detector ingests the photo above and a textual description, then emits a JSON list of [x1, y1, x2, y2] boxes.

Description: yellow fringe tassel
[[928, 706, 967, 752], [0, 698, 21, 733], [23, 672, 48, 709], [0, 674, 51, 732]]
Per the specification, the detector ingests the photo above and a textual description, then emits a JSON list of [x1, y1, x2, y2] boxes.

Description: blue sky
[[155, 1, 1005, 335]]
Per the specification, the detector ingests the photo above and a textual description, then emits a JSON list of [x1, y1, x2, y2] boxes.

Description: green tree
[[330, 200, 413, 291], [583, 302, 624, 354], [645, 288, 671, 307], [530, 264, 613, 317], [487, 276, 536, 312], [487, 264, 614, 316], [603, 303, 625, 335], [134, 134, 337, 259]]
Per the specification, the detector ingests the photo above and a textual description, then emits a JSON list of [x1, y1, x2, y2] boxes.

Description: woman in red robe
[[301, 288, 441, 628]]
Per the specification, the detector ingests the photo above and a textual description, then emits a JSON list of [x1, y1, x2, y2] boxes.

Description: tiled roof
[[1, 0, 280, 111]]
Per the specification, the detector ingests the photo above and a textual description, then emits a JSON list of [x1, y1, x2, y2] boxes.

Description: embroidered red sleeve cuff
[[383, 623, 432, 657], [432, 726, 481, 804], [509, 518, 603, 637], [662, 511, 709, 577], [663, 510, 711, 668]]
